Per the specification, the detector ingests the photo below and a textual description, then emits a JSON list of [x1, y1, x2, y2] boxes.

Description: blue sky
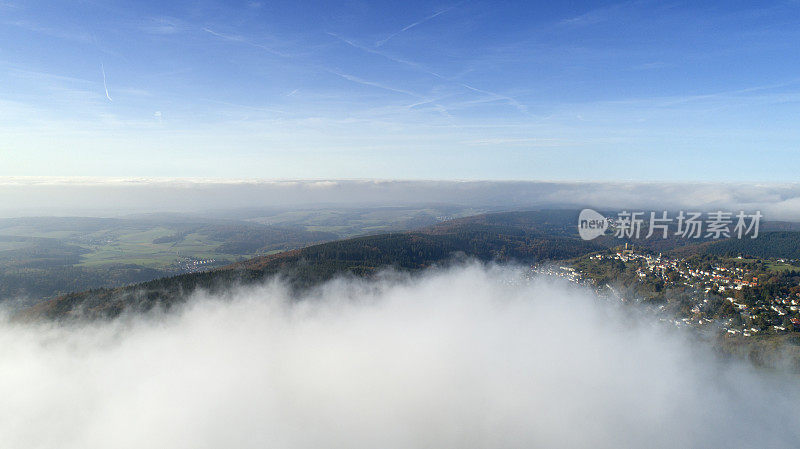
[[1, 0, 799, 181]]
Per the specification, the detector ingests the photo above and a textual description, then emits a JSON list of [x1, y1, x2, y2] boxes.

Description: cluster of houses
[[580, 248, 800, 336], [176, 257, 217, 273], [529, 265, 586, 285], [592, 249, 759, 291]]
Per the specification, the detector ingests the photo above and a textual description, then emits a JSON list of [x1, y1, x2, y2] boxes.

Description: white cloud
[[0, 264, 798, 448], [1, 179, 800, 219]]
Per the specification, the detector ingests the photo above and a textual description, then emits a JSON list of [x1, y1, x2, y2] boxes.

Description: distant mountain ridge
[[20, 211, 603, 320], [19, 210, 800, 321]]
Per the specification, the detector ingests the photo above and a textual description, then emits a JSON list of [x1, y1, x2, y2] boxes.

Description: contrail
[[328, 32, 446, 80], [100, 63, 112, 102], [203, 27, 287, 57], [376, 7, 452, 47], [331, 70, 423, 98], [461, 82, 528, 114]]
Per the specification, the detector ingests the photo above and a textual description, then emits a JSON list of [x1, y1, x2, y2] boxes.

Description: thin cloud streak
[[658, 79, 800, 106], [461, 83, 528, 114], [326, 33, 511, 119], [100, 63, 112, 102], [331, 71, 424, 99], [327, 32, 446, 80], [375, 7, 453, 47], [203, 27, 288, 57]]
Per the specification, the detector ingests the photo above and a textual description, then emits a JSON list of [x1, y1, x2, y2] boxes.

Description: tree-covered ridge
[[687, 232, 800, 259], [21, 216, 605, 321], [19, 210, 800, 321]]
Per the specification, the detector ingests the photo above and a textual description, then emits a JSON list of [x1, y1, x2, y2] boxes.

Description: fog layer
[[2, 178, 800, 219], [1, 264, 798, 448]]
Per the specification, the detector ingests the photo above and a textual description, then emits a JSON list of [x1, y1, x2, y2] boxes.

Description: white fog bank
[[1, 264, 798, 448], [2, 178, 800, 220]]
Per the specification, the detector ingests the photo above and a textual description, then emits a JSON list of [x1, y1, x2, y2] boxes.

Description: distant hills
[[0, 205, 492, 304], [0, 216, 338, 304], [20, 211, 604, 320], [18, 210, 800, 321]]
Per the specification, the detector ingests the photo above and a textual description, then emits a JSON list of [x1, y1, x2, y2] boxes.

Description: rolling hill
[[20, 211, 606, 320], [19, 209, 800, 321]]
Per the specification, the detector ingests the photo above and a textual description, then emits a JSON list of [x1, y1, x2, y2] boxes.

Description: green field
[[0, 224, 239, 270], [76, 230, 237, 268], [0, 206, 486, 302]]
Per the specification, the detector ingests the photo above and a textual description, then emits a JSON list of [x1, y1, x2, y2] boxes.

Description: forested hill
[[21, 211, 604, 321], [671, 231, 800, 259], [22, 209, 800, 321]]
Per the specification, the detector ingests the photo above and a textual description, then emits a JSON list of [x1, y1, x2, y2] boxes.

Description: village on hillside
[[531, 245, 800, 337]]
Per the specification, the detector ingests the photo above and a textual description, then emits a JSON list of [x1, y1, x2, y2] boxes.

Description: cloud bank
[[1, 264, 799, 448], [1, 178, 800, 220]]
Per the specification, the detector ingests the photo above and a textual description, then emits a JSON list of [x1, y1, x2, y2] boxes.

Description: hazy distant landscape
[[0, 205, 490, 304]]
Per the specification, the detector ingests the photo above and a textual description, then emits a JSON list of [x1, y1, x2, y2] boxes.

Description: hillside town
[[534, 245, 800, 337]]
